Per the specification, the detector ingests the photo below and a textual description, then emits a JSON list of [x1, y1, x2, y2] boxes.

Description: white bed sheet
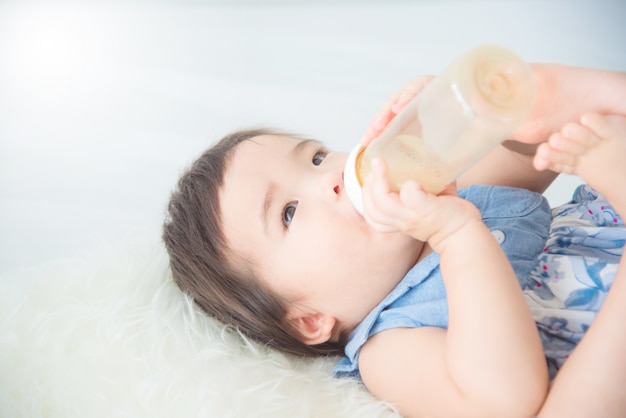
[[1, 0, 624, 273]]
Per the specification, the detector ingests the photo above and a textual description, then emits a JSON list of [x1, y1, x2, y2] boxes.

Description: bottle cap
[[343, 144, 365, 215]]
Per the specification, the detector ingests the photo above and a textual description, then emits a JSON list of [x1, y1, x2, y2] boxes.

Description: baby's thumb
[[399, 180, 426, 207]]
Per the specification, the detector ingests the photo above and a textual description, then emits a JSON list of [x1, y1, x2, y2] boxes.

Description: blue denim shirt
[[333, 185, 552, 379]]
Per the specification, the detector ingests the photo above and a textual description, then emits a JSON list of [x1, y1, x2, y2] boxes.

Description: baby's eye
[[282, 201, 298, 227], [312, 149, 327, 166]]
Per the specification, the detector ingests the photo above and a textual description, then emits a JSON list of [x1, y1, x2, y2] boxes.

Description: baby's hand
[[361, 158, 481, 248], [361, 75, 434, 146]]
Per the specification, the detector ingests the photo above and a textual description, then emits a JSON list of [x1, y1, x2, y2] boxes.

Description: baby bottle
[[344, 44, 535, 214]]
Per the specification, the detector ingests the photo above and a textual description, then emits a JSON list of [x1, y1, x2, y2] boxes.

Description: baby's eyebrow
[[290, 139, 322, 159]]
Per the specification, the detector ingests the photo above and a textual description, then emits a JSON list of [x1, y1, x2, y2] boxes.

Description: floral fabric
[[525, 185, 625, 378]]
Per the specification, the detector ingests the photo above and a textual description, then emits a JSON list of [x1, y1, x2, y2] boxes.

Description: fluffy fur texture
[[0, 231, 398, 417]]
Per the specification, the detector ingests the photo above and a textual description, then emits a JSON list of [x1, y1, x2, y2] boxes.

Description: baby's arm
[[358, 163, 548, 417], [534, 114, 626, 417]]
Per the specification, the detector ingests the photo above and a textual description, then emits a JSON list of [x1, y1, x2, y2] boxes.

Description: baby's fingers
[[533, 140, 577, 174], [581, 113, 626, 141], [362, 159, 414, 232], [361, 76, 434, 146], [534, 120, 603, 173], [398, 180, 426, 208], [361, 159, 399, 231], [389, 80, 425, 114], [361, 108, 396, 147], [552, 123, 600, 153]]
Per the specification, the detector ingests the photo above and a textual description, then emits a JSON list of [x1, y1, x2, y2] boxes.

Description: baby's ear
[[286, 308, 336, 346]]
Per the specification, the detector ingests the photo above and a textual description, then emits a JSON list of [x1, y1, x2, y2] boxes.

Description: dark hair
[[162, 128, 345, 357]]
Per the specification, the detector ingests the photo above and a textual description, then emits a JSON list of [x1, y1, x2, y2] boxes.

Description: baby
[[163, 64, 626, 417]]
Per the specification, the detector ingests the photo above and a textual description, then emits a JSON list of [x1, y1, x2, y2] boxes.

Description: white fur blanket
[[0, 231, 399, 417]]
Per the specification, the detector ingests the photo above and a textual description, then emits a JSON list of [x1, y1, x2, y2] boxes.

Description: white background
[[1, 0, 625, 272]]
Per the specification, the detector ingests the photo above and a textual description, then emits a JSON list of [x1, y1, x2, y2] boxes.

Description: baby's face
[[219, 135, 422, 335]]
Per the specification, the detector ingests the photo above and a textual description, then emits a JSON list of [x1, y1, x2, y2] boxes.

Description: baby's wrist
[[428, 212, 483, 254]]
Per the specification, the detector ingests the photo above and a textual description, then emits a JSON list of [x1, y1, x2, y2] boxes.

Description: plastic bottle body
[[344, 45, 535, 214]]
